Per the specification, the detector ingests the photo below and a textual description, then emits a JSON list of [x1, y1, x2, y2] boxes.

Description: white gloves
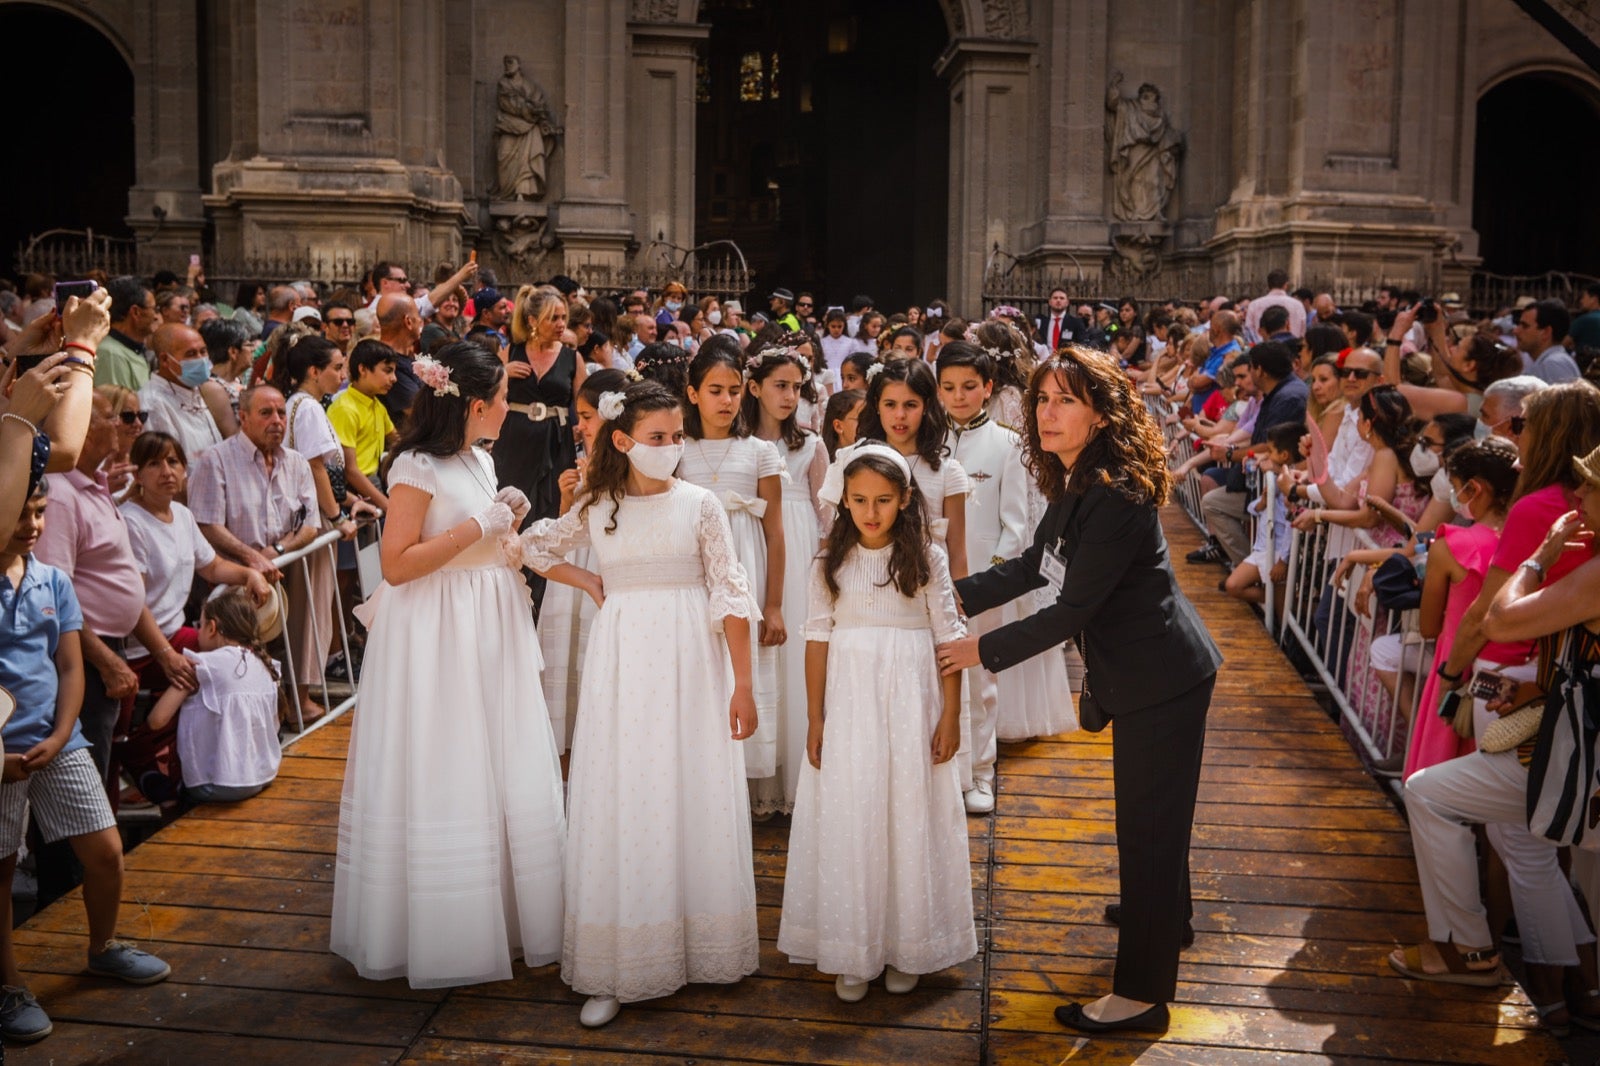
[[494, 486, 532, 528], [471, 501, 515, 540]]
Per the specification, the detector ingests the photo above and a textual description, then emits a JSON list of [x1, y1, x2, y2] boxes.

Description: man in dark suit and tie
[[1034, 288, 1088, 354]]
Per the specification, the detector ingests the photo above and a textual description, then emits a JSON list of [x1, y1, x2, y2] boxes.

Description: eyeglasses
[[387, 275, 409, 285], [326, 317, 355, 327], [1338, 367, 1378, 380], [118, 410, 151, 425], [1419, 436, 1447, 452]]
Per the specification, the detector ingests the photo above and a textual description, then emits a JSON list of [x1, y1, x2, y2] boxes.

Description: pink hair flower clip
[[413, 355, 458, 397]]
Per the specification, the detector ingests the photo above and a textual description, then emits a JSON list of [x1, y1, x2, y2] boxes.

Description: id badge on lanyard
[[1040, 538, 1068, 598]]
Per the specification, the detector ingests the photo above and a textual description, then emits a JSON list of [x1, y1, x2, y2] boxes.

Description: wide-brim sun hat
[[1573, 443, 1600, 490]]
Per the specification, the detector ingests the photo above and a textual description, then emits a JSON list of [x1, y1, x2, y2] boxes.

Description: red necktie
[[1051, 315, 1061, 350]]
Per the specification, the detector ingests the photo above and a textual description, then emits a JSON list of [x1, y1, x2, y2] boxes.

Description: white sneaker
[[885, 966, 919, 994], [964, 780, 995, 815], [579, 995, 620, 1027], [835, 975, 869, 1002]]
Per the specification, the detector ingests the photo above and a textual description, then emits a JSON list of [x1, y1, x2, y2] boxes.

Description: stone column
[[937, 38, 1035, 313], [127, 0, 207, 269], [624, 20, 709, 264], [206, 0, 465, 278], [1208, 0, 1466, 289], [553, 0, 636, 271]]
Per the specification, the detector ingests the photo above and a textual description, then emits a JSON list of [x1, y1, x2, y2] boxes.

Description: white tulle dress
[[778, 543, 978, 981], [763, 433, 831, 814], [519, 478, 762, 1002], [677, 436, 784, 780], [331, 447, 566, 989]]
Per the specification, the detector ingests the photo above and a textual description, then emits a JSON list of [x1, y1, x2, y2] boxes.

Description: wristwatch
[[1519, 558, 1546, 581], [1435, 663, 1463, 683]]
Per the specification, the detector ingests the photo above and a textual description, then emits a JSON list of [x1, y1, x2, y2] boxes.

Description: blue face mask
[[665, 300, 683, 313], [180, 357, 212, 388]]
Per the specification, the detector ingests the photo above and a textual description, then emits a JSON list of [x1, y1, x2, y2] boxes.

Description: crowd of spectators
[[4, 255, 1600, 1040]]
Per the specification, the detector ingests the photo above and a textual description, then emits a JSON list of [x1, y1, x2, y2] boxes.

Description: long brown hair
[[820, 452, 931, 599], [203, 587, 280, 682], [1023, 346, 1171, 506], [1514, 380, 1600, 501], [578, 381, 684, 534]]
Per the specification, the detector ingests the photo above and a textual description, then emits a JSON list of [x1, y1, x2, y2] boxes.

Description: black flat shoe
[[1054, 1001, 1170, 1034], [1104, 903, 1195, 949]]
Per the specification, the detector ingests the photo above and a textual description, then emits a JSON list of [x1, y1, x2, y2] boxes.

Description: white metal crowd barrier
[[1143, 390, 1428, 792], [269, 516, 383, 743]]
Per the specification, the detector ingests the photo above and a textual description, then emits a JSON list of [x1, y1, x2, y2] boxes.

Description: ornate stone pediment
[[630, 0, 682, 23]]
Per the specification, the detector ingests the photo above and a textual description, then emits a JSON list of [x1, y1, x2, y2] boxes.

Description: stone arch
[[665, 0, 1032, 41], [0, 0, 134, 64], [1478, 58, 1600, 113]]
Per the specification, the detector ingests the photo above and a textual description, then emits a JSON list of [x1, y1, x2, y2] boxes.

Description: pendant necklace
[[457, 449, 498, 500], [698, 437, 734, 484]]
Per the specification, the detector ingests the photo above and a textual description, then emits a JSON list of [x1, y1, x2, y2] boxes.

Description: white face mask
[[707, 310, 722, 326], [623, 438, 683, 480], [1409, 443, 1441, 478], [1448, 483, 1476, 522], [1429, 465, 1452, 504]]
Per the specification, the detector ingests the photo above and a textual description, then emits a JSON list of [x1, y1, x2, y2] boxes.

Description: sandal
[[1534, 1001, 1571, 1039], [1387, 942, 1503, 987]]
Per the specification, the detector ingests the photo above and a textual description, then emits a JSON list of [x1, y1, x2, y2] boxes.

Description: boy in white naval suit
[[937, 343, 1031, 814]]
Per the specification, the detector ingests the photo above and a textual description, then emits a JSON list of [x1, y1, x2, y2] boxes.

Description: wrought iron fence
[[1468, 269, 1600, 314], [565, 240, 752, 304], [14, 228, 139, 278]]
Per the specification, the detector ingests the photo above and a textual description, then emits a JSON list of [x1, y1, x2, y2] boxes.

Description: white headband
[[817, 442, 915, 508]]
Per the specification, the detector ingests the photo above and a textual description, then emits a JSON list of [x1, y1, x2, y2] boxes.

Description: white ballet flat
[[579, 995, 621, 1027], [835, 975, 869, 1002], [885, 966, 919, 994]]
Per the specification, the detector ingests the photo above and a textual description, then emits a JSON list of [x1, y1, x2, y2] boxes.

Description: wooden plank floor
[[8, 509, 1566, 1065]]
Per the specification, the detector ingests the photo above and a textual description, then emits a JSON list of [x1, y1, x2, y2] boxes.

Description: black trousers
[[1109, 673, 1214, 1004]]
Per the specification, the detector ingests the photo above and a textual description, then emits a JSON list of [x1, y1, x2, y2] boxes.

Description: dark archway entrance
[[1473, 73, 1600, 277], [0, 3, 135, 280], [694, 0, 950, 312]]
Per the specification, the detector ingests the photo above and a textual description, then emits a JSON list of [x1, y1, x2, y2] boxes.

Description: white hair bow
[[597, 391, 627, 422], [817, 442, 915, 508]]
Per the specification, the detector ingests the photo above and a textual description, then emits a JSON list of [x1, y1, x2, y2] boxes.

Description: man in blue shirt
[[0, 482, 172, 1043], [1188, 310, 1242, 409]]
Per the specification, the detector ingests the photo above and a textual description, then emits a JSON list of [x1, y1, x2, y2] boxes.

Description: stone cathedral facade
[[18, 0, 1598, 307]]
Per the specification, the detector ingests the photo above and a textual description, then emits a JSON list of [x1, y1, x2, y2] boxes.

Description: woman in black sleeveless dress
[[494, 287, 586, 611]]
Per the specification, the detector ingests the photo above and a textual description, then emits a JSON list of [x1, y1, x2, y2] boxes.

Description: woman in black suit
[[937, 346, 1222, 1035]]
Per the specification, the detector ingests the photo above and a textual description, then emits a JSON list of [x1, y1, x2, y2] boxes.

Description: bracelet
[[1435, 664, 1463, 683], [447, 526, 460, 548], [0, 412, 40, 435], [1519, 558, 1547, 582], [63, 342, 97, 359], [1385, 338, 1402, 346]]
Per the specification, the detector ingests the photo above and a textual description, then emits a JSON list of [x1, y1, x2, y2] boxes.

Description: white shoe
[[835, 975, 869, 1002], [964, 780, 995, 815], [885, 966, 919, 994], [579, 995, 620, 1027]]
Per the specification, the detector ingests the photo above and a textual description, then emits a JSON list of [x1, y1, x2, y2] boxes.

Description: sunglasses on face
[[1488, 415, 1528, 435], [1338, 367, 1378, 380], [118, 410, 151, 425], [326, 317, 355, 327]]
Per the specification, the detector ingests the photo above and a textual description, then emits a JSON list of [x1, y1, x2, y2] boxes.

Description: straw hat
[[1573, 442, 1600, 490]]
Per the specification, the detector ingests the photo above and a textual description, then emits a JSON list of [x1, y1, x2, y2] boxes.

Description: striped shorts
[[0, 747, 117, 853]]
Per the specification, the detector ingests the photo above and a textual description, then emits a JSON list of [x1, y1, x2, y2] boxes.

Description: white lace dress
[[677, 436, 784, 779], [537, 523, 594, 754], [518, 479, 761, 1002], [331, 448, 566, 989], [778, 544, 978, 981], [761, 433, 831, 815]]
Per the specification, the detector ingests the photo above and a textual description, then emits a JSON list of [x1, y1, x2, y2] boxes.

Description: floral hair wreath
[[745, 346, 812, 385], [988, 304, 1025, 320], [413, 355, 459, 397], [622, 366, 643, 382], [597, 391, 628, 422]]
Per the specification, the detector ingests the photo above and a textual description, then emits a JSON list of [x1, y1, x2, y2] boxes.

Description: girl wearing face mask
[[514, 380, 761, 1030], [1400, 438, 1528, 777], [697, 295, 726, 341]]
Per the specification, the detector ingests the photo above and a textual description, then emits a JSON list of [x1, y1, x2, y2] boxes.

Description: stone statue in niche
[[493, 55, 562, 201], [1104, 72, 1184, 223], [494, 212, 553, 276]]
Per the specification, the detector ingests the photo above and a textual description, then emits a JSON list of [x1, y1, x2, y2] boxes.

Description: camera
[[1416, 298, 1438, 325]]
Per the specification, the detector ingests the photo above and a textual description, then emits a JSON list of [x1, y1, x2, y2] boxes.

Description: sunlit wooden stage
[[8, 512, 1564, 1064]]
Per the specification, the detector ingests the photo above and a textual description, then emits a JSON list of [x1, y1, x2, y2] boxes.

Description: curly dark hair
[[856, 357, 948, 469], [820, 451, 932, 599], [578, 380, 684, 535], [1022, 346, 1171, 506], [633, 342, 691, 395]]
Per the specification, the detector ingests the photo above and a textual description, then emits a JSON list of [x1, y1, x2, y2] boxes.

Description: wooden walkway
[[9, 511, 1566, 1065]]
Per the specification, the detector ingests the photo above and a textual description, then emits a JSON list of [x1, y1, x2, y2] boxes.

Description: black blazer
[[957, 480, 1222, 715]]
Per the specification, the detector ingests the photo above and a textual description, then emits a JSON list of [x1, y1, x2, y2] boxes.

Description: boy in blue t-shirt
[[0, 481, 171, 1043]]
